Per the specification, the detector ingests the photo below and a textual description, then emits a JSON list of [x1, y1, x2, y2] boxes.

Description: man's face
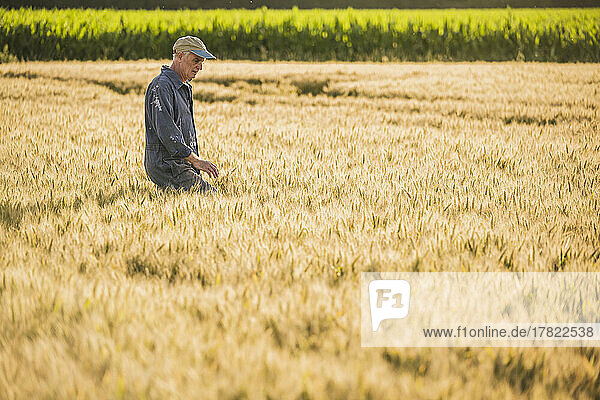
[[178, 52, 205, 81]]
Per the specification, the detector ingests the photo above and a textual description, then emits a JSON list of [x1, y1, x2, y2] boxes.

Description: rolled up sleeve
[[149, 84, 192, 159]]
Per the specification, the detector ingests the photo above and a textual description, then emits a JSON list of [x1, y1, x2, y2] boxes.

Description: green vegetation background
[[3, 0, 600, 9], [1, 8, 599, 62]]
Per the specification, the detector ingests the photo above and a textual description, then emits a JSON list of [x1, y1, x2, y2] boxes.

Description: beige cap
[[173, 36, 216, 59]]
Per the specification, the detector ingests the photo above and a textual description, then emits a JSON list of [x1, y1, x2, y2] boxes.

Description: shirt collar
[[161, 65, 190, 89]]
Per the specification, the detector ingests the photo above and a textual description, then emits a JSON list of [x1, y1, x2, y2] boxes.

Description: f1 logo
[[369, 280, 410, 331]]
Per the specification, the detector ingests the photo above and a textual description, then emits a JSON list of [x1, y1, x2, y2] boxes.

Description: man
[[144, 36, 219, 192]]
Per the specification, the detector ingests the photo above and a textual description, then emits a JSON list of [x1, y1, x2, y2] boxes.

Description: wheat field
[[0, 60, 599, 399]]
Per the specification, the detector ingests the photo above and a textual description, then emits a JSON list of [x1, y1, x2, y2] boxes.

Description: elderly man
[[144, 36, 219, 192]]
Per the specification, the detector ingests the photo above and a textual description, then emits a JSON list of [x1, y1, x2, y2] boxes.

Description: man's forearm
[[184, 152, 200, 165]]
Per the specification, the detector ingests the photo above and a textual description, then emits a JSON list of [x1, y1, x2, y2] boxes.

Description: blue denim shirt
[[144, 66, 200, 188]]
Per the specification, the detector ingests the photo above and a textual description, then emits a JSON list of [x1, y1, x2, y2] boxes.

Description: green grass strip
[[1, 7, 599, 61]]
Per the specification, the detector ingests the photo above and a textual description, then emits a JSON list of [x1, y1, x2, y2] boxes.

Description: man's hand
[[185, 153, 219, 179]]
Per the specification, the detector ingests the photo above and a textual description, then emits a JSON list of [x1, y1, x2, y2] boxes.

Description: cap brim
[[190, 49, 216, 59]]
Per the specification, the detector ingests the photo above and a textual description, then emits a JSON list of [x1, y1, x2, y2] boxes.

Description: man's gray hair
[[172, 50, 188, 60]]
